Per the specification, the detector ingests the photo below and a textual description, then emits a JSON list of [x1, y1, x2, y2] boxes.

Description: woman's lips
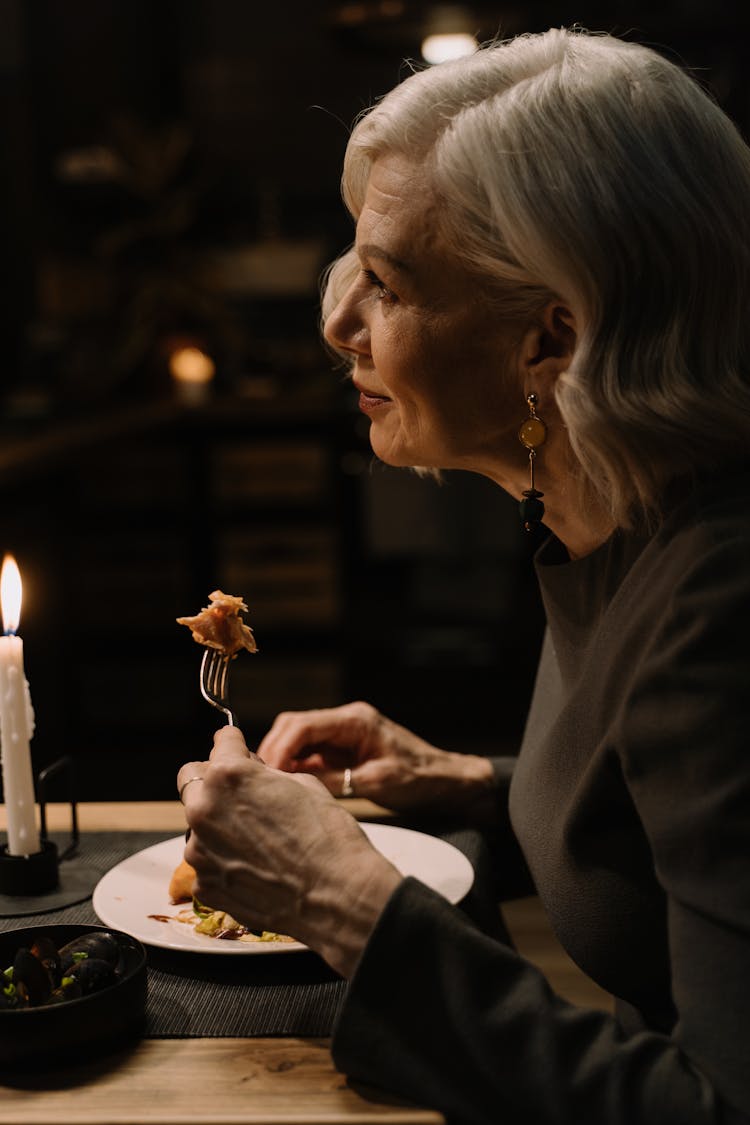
[[355, 385, 392, 412]]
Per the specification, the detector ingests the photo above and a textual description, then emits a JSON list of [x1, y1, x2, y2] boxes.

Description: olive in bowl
[[0, 924, 147, 1069]]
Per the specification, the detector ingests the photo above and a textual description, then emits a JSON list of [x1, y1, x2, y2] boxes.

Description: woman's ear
[[520, 302, 577, 382]]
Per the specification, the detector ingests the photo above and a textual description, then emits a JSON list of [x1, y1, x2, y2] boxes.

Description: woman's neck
[[542, 506, 615, 559]]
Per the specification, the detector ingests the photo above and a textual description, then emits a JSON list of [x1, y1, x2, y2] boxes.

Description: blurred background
[[0, 0, 747, 799]]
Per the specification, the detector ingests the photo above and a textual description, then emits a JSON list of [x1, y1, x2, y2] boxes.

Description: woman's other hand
[[257, 700, 496, 815], [178, 726, 402, 977]]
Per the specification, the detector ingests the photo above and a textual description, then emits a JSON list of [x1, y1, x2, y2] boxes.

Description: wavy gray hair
[[323, 28, 750, 526]]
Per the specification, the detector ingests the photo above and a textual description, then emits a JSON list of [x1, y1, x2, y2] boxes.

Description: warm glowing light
[[1, 555, 22, 635], [169, 346, 216, 386], [421, 32, 478, 64]]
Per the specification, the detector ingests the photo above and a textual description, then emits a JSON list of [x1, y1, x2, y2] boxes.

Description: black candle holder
[[0, 756, 100, 917], [0, 838, 59, 895]]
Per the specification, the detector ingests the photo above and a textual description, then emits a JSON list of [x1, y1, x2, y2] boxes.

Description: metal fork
[[200, 649, 237, 727]]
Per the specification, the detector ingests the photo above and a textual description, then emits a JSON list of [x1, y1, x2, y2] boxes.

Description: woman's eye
[[363, 269, 397, 303]]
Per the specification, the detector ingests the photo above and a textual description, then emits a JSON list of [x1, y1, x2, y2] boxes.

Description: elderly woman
[[178, 28, 750, 1125]]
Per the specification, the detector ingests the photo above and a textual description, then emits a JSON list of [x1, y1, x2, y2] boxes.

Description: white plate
[[92, 824, 474, 955]]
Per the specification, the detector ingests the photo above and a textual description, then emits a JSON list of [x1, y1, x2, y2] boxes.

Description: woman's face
[[324, 152, 528, 482]]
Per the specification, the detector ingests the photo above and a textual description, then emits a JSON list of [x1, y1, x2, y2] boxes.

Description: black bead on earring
[[518, 392, 547, 532]]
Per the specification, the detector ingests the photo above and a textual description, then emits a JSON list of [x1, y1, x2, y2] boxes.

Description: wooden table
[[0, 802, 443, 1125]]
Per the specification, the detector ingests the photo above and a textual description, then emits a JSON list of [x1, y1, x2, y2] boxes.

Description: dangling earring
[[518, 392, 547, 532]]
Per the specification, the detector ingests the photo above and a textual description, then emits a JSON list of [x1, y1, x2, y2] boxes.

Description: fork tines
[[200, 648, 237, 727]]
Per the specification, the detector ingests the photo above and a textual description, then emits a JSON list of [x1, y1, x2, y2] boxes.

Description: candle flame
[[0, 555, 22, 634]]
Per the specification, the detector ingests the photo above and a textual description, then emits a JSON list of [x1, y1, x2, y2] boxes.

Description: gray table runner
[[0, 826, 498, 1038]]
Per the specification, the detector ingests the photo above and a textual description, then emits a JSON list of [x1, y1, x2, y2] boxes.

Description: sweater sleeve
[[332, 878, 727, 1125]]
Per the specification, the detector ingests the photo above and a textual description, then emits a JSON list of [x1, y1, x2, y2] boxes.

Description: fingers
[[177, 761, 208, 804], [304, 764, 363, 799], [258, 702, 378, 770], [256, 709, 336, 768], [178, 729, 255, 822], [210, 724, 253, 761]]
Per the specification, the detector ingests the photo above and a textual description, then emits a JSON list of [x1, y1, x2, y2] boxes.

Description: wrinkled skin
[[178, 727, 403, 977], [257, 700, 496, 816]]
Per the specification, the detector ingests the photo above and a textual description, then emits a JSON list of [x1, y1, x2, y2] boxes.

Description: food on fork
[[176, 590, 258, 657]]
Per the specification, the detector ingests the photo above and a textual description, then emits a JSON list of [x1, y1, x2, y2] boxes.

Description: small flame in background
[[169, 346, 216, 386]]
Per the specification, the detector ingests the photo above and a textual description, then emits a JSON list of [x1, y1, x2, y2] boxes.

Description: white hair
[[324, 28, 750, 526]]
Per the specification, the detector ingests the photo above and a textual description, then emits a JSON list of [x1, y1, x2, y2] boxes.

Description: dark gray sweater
[[332, 474, 750, 1124]]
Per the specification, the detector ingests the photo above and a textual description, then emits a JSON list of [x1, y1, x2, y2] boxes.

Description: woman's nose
[[324, 293, 370, 358]]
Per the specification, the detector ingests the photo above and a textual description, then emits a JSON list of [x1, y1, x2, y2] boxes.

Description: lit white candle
[[0, 555, 40, 856]]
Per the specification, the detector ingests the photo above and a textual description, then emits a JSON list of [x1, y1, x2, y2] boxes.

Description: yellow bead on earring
[[518, 392, 547, 532]]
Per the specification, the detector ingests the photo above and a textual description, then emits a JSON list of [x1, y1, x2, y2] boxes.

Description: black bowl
[[0, 923, 147, 1069]]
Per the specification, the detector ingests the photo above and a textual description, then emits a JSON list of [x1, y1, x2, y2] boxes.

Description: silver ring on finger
[[179, 776, 205, 803], [341, 767, 355, 798]]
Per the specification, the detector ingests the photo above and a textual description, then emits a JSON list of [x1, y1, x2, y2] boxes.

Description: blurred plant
[[40, 114, 243, 404]]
